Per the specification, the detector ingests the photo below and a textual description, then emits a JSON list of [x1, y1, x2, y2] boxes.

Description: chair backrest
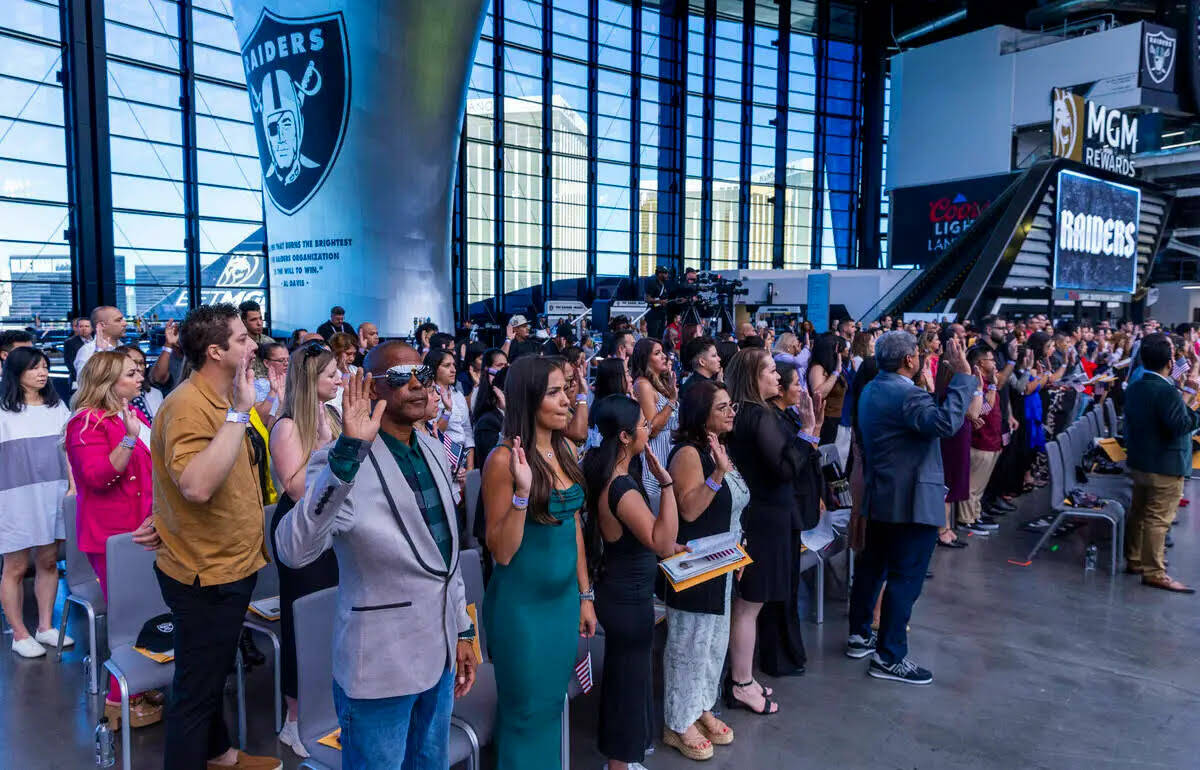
[[294, 586, 338, 744], [253, 504, 280, 600], [61, 496, 100, 594], [459, 548, 487, 658], [1086, 410, 1102, 441], [1105, 398, 1119, 438], [1047, 440, 1066, 506], [463, 469, 482, 550], [105, 533, 170, 649]]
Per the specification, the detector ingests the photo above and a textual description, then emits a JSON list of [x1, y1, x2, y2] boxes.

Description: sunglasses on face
[[385, 364, 434, 388]]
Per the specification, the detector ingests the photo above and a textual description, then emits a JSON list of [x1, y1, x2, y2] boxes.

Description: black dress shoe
[[238, 629, 266, 668], [1166, 533, 1175, 548]]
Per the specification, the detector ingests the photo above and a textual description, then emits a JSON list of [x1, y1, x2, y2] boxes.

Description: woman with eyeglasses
[[722, 348, 807, 716], [267, 344, 343, 757], [482, 356, 596, 770], [581, 395, 682, 770], [661, 381, 745, 759], [425, 349, 474, 481], [630, 337, 678, 511], [65, 350, 164, 725], [1, 347, 73, 660]]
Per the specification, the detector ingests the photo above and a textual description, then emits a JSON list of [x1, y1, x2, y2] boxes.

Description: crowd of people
[[0, 298, 1197, 770]]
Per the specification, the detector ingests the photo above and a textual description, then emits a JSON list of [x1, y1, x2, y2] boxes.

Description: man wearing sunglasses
[[275, 341, 476, 767]]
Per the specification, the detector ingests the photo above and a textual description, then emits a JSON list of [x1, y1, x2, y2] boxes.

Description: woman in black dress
[[582, 395, 684, 770], [756, 362, 824, 677], [267, 343, 343, 758], [723, 348, 806, 715]]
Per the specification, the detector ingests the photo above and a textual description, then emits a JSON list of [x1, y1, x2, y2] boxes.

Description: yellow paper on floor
[[464, 603, 482, 663], [133, 647, 174, 664], [1097, 437, 1126, 462], [1193, 451, 1200, 471], [318, 729, 342, 750]]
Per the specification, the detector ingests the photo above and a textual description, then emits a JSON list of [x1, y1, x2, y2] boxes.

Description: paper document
[[660, 532, 751, 591], [248, 597, 281, 621]]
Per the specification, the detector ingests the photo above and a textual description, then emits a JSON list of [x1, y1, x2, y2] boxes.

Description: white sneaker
[[278, 719, 309, 758], [12, 637, 47, 658], [34, 628, 73, 648]]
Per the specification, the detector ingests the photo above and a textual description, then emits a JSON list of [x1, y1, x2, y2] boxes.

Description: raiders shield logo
[[1144, 29, 1176, 86], [242, 9, 351, 216]]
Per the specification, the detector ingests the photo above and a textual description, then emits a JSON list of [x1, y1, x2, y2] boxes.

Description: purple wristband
[[704, 477, 722, 492]]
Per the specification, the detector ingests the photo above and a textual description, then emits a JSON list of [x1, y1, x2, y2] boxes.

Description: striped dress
[[641, 388, 677, 514], [0, 402, 71, 553]]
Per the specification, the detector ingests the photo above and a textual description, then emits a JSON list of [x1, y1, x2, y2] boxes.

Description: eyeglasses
[[714, 401, 739, 414], [385, 364, 434, 388]]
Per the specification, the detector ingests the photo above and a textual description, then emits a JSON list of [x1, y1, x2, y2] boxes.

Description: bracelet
[[512, 494, 529, 509], [225, 409, 250, 424], [704, 477, 722, 492], [797, 430, 820, 444], [120, 435, 137, 449], [986, 384, 998, 392], [575, 394, 588, 403], [667, 400, 679, 411], [973, 390, 984, 398], [579, 587, 595, 602], [659, 481, 674, 488]]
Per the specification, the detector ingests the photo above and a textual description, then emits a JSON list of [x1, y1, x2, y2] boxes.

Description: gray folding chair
[[243, 504, 282, 732], [1063, 422, 1131, 509], [102, 534, 178, 770], [1024, 441, 1124, 574], [1105, 398, 1120, 438], [463, 470, 482, 550], [56, 495, 107, 694], [451, 549, 496, 770], [295, 587, 341, 770]]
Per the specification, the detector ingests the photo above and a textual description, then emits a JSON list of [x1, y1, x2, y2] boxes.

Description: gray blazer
[[275, 431, 471, 700], [858, 370, 975, 527]]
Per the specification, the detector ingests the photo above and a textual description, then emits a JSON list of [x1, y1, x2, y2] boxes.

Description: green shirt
[[328, 431, 453, 567]]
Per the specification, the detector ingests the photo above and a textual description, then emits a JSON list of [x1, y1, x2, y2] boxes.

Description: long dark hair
[[1028, 331, 1052, 365], [672, 380, 727, 447], [630, 337, 675, 398], [810, 332, 844, 375], [423, 348, 455, 386], [1, 347, 59, 412], [503, 356, 585, 525], [593, 358, 627, 401], [472, 364, 508, 423], [581, 395, 645, 578]]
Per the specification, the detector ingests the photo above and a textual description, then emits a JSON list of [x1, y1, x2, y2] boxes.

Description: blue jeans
[[332, 667, 455, 770], [847, 520, 938, 664]]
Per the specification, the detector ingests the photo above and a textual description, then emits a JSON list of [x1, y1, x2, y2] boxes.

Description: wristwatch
[[226, 409, 250, 424]]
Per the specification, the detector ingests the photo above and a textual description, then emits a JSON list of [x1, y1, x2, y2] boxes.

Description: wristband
[[579, 587, 595, 602], [986, 384, 997, 392], [120, 435, 137, 449], [1185, 387, 1197, 395], [973, 390, 984, 398], [797, 430, 820, 444], [704, 477, 722, 492], [225, 409, 250, 424], [575, 394, 588, 404], [512, 494, 529, 509]]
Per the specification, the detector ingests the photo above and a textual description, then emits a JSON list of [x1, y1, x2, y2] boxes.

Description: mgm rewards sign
[[1051, 87, 1138, 177]]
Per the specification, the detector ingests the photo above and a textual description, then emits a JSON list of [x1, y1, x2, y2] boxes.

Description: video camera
[[693, 271, 748, 299]]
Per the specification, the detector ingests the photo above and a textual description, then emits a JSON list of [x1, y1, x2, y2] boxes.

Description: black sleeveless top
[[663, 442, 734, 615], [599, 474, 658, 598]]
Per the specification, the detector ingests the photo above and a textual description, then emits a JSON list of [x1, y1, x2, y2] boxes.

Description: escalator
[[879, 158, 1172, 321]]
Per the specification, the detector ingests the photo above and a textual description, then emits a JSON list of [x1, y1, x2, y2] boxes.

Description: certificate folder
[[659, 532, 753, 592]]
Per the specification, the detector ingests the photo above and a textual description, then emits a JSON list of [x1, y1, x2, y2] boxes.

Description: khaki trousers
[[957, 448, 1001, 525], [1127, 469, 1184, 580]]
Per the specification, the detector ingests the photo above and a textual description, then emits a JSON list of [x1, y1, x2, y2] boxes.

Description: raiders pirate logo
[[242, 9, 351, 216], [1144, 29, 1176, 86], [1051, 87, 1083, 162]]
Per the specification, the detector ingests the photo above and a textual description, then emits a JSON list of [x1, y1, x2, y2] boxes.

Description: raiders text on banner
[[231, 0, 489, 335]]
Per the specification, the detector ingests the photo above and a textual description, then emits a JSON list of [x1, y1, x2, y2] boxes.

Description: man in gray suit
[[277, 342, 477, 768], [845, 330, 977, 684]]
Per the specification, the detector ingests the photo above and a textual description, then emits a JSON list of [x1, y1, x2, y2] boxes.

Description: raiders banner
[[1053, 170, 1140, 295], [232, 0, 488, 334], [1140, 23, 1177, 93]]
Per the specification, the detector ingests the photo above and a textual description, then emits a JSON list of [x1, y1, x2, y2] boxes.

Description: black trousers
[[755, 532, 807, 676], [847, 520, 937, 665], [156, 565, 256, 770], [594, 581, 654, 764]]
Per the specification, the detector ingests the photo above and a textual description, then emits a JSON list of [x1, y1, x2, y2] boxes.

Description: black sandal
[[723, 679, 779, 715]]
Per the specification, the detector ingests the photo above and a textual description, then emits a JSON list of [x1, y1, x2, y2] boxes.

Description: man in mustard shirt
[[151, 303, 279, 770]]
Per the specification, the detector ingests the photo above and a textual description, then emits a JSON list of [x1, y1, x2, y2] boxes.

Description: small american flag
[[574, 649, 593, 694], [1172, 357, 1190, 380], [442, 431, 461, 470]]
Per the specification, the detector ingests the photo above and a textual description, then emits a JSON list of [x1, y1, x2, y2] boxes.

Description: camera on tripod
[[694, 271, 749, 298]]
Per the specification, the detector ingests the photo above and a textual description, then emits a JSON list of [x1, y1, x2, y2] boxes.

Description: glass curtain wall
[[458, 0, 868, 313]]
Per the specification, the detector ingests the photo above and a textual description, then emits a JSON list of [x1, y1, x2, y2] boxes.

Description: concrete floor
[[5, 482, 1200, 770]]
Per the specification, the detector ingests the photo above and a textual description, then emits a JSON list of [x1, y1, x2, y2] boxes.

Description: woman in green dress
[[483, 356, 598, 770]]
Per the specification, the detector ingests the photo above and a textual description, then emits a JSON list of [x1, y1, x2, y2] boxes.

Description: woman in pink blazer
[[65, 350, 163, 730]]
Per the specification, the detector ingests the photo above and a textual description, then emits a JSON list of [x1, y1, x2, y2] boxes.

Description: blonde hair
[[774, 332, 798, 355], [71, 351, 134, 433], [281, 346, 343, 459]]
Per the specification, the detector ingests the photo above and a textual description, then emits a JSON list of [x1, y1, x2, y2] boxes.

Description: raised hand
[[644, 444, 672, 485], [120, 398, 142, 437], [341, 370, 385, 443], [437, 384, 453, 409], [794, 386, 816, 435], [232, 357, 257, 412], [946, 338, 970, 374], [509, 436, 532, 496], [708, 433, 732, 473], [164, 319, 179, 347], [268, 364, 287, 399], [574, 361, 590, 395]]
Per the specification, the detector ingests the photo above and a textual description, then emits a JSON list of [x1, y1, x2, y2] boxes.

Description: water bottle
[[95, 716, 115, 767], [1084, 543, 1098, 571]]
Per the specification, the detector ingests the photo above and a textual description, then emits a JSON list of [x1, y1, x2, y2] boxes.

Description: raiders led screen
[[1053, 170, 1140, 294]]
